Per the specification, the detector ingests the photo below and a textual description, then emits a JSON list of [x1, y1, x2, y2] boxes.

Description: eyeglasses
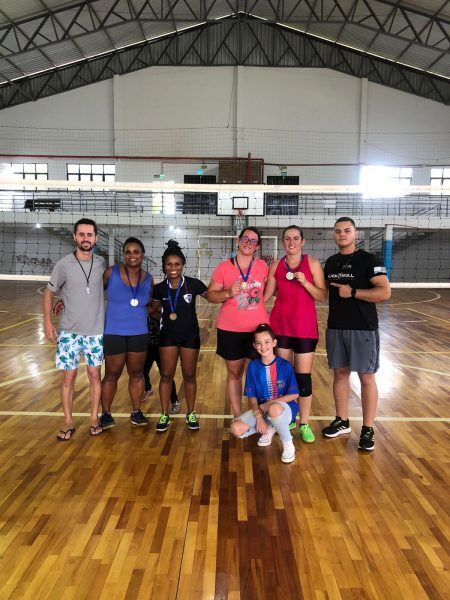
[[240, 236, 259, 246]]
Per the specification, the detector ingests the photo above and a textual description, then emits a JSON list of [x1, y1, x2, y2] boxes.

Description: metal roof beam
[[0, 1, 448, 52], [0, 18, 447, 109]]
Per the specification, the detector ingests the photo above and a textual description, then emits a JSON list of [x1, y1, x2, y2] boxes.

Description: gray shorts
[[326, 329, 379, 374]]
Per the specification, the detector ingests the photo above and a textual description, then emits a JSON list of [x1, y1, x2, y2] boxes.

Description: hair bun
[[166, 239, 180, 249]]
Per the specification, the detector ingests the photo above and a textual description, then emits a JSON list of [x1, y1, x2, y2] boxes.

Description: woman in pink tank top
[[264, 226, 326, 443], [207, 227, 269, 416]]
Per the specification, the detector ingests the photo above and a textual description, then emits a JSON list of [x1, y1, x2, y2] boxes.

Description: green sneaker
[[156, 413, 170, 433], [186, 411, 200, 430], [299, 423, 315, 443], [289, 421, 296, 430]]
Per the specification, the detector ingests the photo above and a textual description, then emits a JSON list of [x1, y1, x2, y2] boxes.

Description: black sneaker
[[322, 416, 351, 438], [358, 426, 375, 451], [99, 412, 115, 429], [156, 413, 170, 432], [130, 410, 149, 426]]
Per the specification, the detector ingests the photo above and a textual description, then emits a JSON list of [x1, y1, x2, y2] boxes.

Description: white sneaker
[[281, 439, 296, 463], [141, 389, 153, 402], [169, 402, 181, 414], [257, 425, 277, 447]]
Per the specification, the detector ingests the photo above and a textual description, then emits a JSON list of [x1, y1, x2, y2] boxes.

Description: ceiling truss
[[0, 1, 448, 107]]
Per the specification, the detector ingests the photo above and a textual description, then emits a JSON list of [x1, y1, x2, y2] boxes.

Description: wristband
[[351, 287, 357, 298]]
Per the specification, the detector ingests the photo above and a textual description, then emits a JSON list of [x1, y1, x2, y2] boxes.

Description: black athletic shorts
[[159, 331, 201, 350], [276, 335, 318, 354], [103, 333, 148, 356], [216, 329, 257, 361]]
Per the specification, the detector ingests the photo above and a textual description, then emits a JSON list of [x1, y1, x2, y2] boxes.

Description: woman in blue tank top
[[100, 237, 153, 429]]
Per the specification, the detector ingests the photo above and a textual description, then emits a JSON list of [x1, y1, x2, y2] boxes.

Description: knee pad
[[295, 373, 312, 398]]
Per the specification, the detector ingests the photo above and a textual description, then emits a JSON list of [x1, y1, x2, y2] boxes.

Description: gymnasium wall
[[1, 66, 449, 184], [1, 66, 449, 279]]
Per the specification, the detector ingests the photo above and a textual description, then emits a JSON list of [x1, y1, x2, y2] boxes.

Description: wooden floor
[[0, 282, 449, 599]]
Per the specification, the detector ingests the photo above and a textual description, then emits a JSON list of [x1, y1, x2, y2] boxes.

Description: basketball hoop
[[233, 208, 247, 234]]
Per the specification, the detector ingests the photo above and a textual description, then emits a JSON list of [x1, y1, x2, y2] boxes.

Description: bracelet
[[252, 409, 262, 416]]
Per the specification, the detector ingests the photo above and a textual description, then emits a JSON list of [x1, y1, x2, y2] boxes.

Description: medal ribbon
[[284, 254, 304, 274], [167, 276, 185, 315], [73, 252, 93, 289], [235, 257, 254, 285], [125, 266, 141, 301]]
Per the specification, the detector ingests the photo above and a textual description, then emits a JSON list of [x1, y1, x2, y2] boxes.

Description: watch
[[351, 287, 357, 298]]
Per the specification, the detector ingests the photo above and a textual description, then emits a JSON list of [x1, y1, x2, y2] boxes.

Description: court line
[[0, 316, 41, 333], [405, 307, 450, 324], [0, 411, 448, 422], [0, 368, 57, 388], [383, 351, 450, 354], [384, 291, 441, 307], [1, 353, 449, 389], [0, 344, 53, 347], [316, 292, 442, 308], [388, 362, 450, 376], [0, 344, 448, 356]]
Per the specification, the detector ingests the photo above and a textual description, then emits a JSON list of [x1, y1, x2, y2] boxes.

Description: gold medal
[[169, 312, 177, 320]]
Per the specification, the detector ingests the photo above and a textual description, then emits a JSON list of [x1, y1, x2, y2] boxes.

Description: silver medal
[[286, 272, 294, 280], [130, 298, 139, 307], [86, 286, 91, 294]]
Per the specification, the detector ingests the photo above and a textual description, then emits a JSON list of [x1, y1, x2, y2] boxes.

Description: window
[[265, 175, 299, 215], [184, 175, 216, 185], [152, 187, 176, 215], [4, 163, 48, 202], [183, 174, 217, 214], [10, 163, 48, 180], [430, 168, 450, 194], [67, 164, 115, 182], [360, 166, 412, 199], [267, 176, 299, 186]]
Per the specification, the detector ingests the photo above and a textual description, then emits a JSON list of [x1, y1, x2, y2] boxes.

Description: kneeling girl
[[230, 324, 299, 463]]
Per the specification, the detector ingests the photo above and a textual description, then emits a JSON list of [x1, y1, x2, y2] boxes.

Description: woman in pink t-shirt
[[207, 227, 269, 416], [264, 225, 326, 443]]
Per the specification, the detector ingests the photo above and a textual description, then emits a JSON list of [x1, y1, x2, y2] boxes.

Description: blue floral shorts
[[56, 330, 104, 370]]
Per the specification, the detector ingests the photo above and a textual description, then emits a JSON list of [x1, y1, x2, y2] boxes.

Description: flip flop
[[57, 427, 75, 441], [90, 424, 103, 437]]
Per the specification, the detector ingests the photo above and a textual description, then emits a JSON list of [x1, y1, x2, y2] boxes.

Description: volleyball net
[[0, 177, 449, 286]]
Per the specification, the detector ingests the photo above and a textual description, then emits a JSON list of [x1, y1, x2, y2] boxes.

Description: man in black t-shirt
[[322, 217, 391, 451]]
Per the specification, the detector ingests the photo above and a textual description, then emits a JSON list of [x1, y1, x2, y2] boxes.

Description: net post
[[383, 224, 393, 279]]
